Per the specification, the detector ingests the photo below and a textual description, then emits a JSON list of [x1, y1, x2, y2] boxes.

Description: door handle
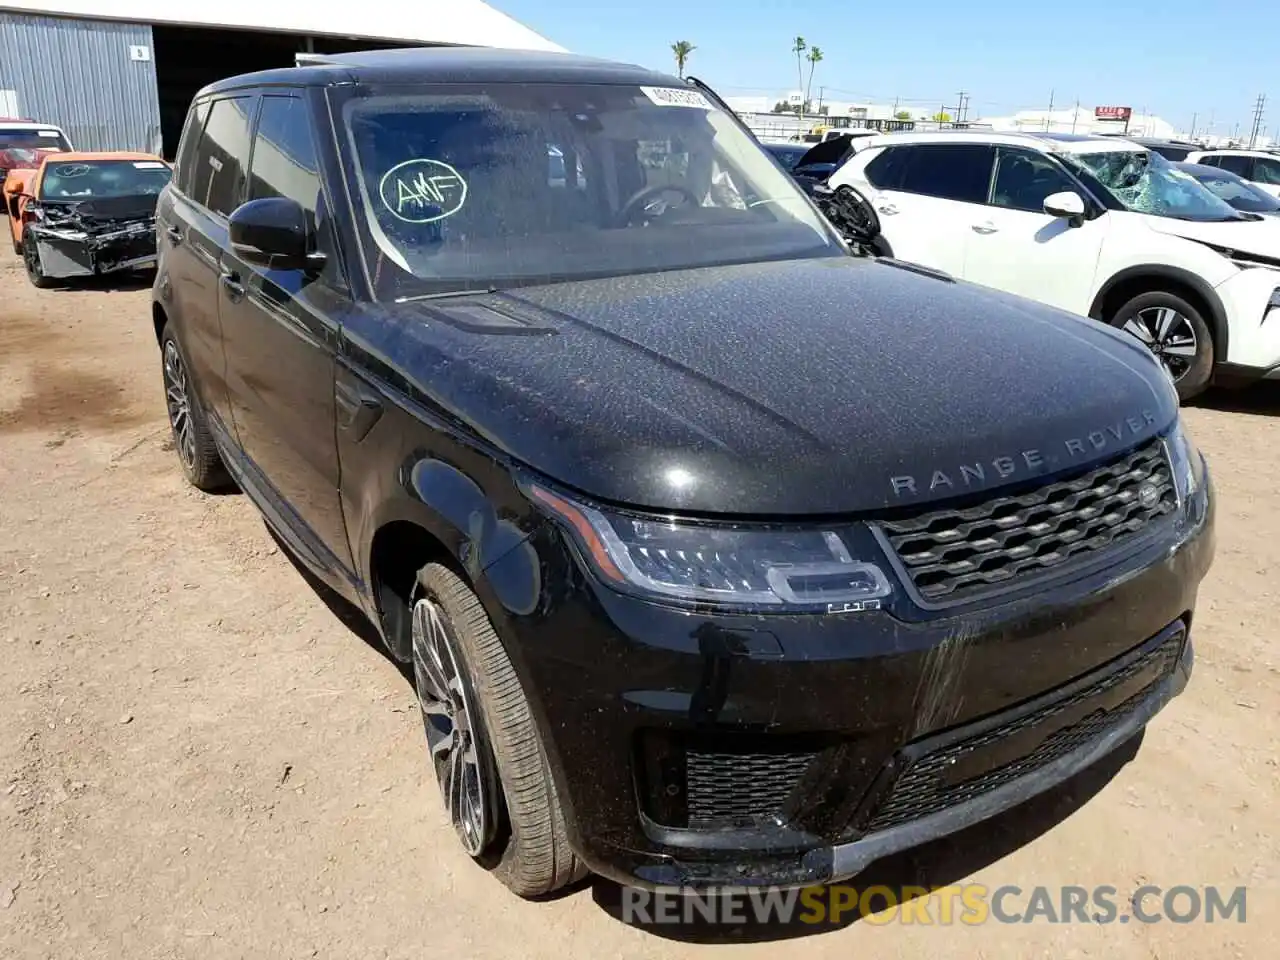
[[165, 225, 183, 244], [218, 266, 244, 297], [876, 202, 899, 215], [971, 221, 999, 234]]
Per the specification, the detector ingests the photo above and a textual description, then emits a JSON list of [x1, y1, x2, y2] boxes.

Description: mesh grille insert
[[685, 750, 817, 827], [880, 438, 1176, 603]]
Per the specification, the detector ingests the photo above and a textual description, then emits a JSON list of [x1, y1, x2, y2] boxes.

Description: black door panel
[[217, 93, 354, 573]]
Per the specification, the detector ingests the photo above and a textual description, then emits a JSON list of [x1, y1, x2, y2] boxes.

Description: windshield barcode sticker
[[133, 161, 166, 169], [640, 86, 713, 109], [38, 130, 58, 137]]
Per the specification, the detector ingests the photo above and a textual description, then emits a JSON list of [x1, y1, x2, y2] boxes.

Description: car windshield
[[1065, 150, 1245, 222], [39, 159, 171, 200], [1187, 168, 1280, 213], [341, 82, 838, 298], [0, 129, 70, 153]]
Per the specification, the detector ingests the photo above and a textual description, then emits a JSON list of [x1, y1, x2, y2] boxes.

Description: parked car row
[[776, 129, 1280, 399]]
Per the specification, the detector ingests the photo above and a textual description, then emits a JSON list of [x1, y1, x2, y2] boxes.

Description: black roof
[[196, 47, 681, 98]]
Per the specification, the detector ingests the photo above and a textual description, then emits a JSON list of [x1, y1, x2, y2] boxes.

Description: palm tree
[[791, 37, 807, 114], [805, 47, 824, 112], [671, 40, 696, 78]]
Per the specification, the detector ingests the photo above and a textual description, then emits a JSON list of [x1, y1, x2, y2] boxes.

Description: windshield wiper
[[395, 286, 499, 304]]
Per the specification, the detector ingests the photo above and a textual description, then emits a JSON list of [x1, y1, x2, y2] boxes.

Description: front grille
[[861, 629, 1184, 833], [685, 749, 818, 827], [880, 437, 1177, 603]]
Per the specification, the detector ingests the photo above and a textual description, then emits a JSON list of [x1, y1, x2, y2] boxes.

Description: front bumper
[[492, 478, 1213, 890], [28, 223, 157, 278], [1215, 268, 1280, 371]]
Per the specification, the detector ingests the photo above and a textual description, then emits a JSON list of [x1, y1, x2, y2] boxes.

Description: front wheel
[[23, 240, 55, 289], [1107, 291, 1214, 401], [411, 563, 586, 897]]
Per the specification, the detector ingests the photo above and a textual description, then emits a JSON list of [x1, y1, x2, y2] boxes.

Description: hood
[[41, 193, 160, 221], [793, 136, 855, 173], [1141, 211, 1280, 258], [352, 257, 1177, 516]]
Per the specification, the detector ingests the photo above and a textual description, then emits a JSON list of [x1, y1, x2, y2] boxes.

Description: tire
[[411, 563, 586, 897], [159, 325, 229, 491], [1107, 290, 1214, 401], [23, 239, 55, 289]]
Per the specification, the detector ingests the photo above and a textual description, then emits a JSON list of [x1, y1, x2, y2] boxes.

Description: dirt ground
[[0, 247, 1276, 959]]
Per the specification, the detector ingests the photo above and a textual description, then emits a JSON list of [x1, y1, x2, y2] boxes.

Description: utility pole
[[1188, 112, 1197, 139], [955, 90, 968, 123], [1045, 89, 1055, 131], [817, 86, 825, 114], [1248, 93, 1266, 149], [1071, 98, 1079, 133]]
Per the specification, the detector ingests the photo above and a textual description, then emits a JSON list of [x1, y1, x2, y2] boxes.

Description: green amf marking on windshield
[[378, 158, 468, 224]]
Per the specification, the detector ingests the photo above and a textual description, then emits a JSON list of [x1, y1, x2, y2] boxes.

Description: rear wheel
[[411, 563, 586, 897], [1107, 290, 1213, 401], [159, 326, 229, 491]]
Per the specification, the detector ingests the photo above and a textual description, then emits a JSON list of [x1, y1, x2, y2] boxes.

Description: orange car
[[5, 151, 171, 287]]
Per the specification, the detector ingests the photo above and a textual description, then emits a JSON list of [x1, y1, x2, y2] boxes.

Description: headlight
[[1166, 420, 1205, 505], [530, 485, 892, 613]]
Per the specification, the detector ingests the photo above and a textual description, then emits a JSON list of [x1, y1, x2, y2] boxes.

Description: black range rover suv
[[152, 48, 1214, 896]]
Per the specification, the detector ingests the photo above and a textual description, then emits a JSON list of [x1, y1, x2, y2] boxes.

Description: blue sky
[[498, 0, 1277, 136]]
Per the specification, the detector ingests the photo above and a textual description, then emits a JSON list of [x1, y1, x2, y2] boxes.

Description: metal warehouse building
[[0, 0, 562, 158]]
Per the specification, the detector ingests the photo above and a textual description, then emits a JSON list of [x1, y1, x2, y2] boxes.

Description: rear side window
[[1252, 156, 1280, 185], [894, 144, 996, 204], [864, 146, 908, 189], [1216, 154, 1253, 177], [189, 96, 253, 217], [1197, 155, 1219, 167], [172, 101, 209, 194]]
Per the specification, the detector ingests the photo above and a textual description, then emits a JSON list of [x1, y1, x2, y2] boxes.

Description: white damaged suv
[[827, 131, 1280, 399]]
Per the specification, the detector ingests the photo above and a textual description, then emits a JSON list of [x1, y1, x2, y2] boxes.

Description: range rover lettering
[[151, 49, 1214, 896]]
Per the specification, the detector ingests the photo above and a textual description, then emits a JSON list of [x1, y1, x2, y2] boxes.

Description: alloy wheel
[[411, 596, 493, 856], [1121, 306, 1198, 382], [162, 340, 196, 470]]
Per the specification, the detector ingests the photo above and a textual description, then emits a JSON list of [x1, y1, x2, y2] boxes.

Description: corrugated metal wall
[[0, 13, 160, 153]]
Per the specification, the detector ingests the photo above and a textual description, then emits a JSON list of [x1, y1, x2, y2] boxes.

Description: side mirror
[[4, 177, 25, 196], [228, 197, 321, 271], [1043, 190, 1086, 224]]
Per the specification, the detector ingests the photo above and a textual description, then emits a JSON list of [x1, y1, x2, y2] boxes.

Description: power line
[[1248, 93, 1266, 150]]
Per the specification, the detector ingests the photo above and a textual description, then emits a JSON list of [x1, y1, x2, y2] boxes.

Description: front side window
[[247, 96, 322, 218], [895, 144, 995, 204], [340, 82, 837, 298], [189, 96, 252, 217], [991, 148, 1081, 212], [38, 159, 171, 200], [1067, 150, 1244, 222], [1250, 156, 1280, 185]]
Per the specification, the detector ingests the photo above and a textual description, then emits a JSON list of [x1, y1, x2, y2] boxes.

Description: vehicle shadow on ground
[[590, 733, 1144, 942], [1192, 382, 1280, 416], [264, 522, 410, 682], [43, 271, 155, 294]]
